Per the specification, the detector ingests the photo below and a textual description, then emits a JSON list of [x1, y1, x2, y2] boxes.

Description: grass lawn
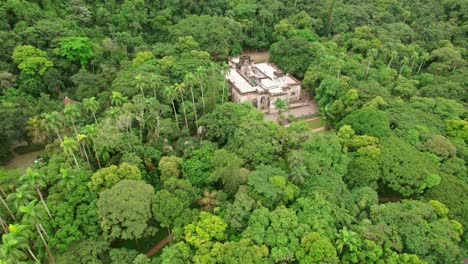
[[306, 118, 324, 129]]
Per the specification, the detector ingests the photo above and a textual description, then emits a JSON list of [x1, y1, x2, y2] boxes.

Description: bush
[[13, 144, 44, 154]]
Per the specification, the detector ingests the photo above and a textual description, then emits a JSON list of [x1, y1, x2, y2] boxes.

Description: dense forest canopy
[[0, 0, 466, 263]]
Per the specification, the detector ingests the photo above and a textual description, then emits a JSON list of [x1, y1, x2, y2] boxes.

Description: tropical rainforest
[[0, 0, 467, 263]]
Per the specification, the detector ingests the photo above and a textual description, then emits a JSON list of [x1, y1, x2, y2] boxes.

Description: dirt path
[[145, 235, 171, 257], [311, 127, 325, 133]]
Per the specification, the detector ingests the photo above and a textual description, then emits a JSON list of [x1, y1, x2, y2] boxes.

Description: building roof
[[227, 69, 257, 93], [64, 96, 74, 106], [255, 63, 277, 79], [227, 57, 300, 95]]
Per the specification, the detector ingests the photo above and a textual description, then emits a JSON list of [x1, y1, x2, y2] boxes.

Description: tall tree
[[184, 73, 199, 129], [19, 201, 54, 263], [61, 136, 80, 169], [82, 97, 100, 124], [175, 83, 189, 129], [63, 103, 81, 136], [110, 92, 126, 107], [164, 86, 180, 130], [98, 180, 155, 241], [195, 66, 207, 114], [19, 169, 52, 221], [42, 111, 63, 143]]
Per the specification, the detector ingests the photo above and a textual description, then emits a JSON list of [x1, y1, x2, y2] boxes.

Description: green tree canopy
[[97, 180, 155, 241]]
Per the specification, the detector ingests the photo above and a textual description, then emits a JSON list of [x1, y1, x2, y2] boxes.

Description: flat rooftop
[[227, 58, 299, 94]]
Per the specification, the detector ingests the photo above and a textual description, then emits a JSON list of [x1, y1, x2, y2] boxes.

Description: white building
[[227, 55, 302, 113]]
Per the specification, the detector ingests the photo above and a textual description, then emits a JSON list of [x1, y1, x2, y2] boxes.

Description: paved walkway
[[145, 235, 171, 257], [265, 100, 318, 122]]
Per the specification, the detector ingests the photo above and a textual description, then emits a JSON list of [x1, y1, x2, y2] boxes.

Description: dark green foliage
[[97, 180, 155, 241], [0, 1, 466, 263], [270, 36, 313, 78], [358, 200, 463, 263], [13, 144, 44, 154], [181, 142, 217, 187], [226, 120, 284, 168], [170, 15, 242, 59], [200, 102, 263, 146], [380, 137, 440, 196], [338, 107, 390, 138]]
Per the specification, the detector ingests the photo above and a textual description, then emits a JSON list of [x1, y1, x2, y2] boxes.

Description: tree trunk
[[179, 93, 189, 129], [399, 64, 405, 76], [27, 248, 40, 263], [94, 149, 102, 169], [55, 130, 63, 143], [387, 57, 394, 68], [417, 61, 424, 74], [0, 195, 16, 221], [0, 217, 8, 233], [221, 80, 226, 104], [0, 186, 7, 199], [199, 81, 206, 115], [70, 151, 80, 169], [35, 186, 53, 221], [170, 98, 180, 130], [92, 113, 98, 124], [190, 86, 198, 130], [36, 223, 54, 263], [80, 142, 91, 169], [72, 121, 78, 136], [365, 58, 372, 80]]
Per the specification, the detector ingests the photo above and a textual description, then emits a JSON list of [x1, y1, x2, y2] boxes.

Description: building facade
[[227, 55, 301, 113]]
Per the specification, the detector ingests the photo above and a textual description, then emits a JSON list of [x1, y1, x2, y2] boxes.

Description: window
[[291, 92, 295, 96]]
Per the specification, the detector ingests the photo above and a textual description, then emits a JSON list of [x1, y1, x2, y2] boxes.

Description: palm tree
[[195, 66, 207, 114], [110, 91, 126, 107], [1, 224, 39, 263], [19, 201, 54, 263], [63, 103, 81, 136], [287, 151, 308, 186], [76, 133, 91, 168], [220, 62, 230, 104], [208, 63, 219, 112], [322, 104, 336, 129], [164, 86, 180, 130], [410, 51, 419, 71], [387, 49, 398, 68], [56, 168, 76, 191], [82, 97, 100, 124], [81, 124, 101, 169], [0, 217, 7, 233], [273, 98, 289, 123], [365, 48, 378, 80], [417, 52, 430, 74], [175, 83, 189, 129], [26, 116, 48, 145], [198, 190, 220, 212], [0, 194, 16, 222], [61, 136, 80, 169], [184, 73, 198, 129], [20, 169, 53, 221], [134, 74, 148, 97], [399, 56, 410, 76], [148, 74, 162, 100], [8, 185, 36, 210], [1, 229, 29, 263], [42, 111, 63, 143]]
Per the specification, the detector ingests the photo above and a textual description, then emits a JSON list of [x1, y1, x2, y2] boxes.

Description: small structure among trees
[[226, 55, 302, 114]]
